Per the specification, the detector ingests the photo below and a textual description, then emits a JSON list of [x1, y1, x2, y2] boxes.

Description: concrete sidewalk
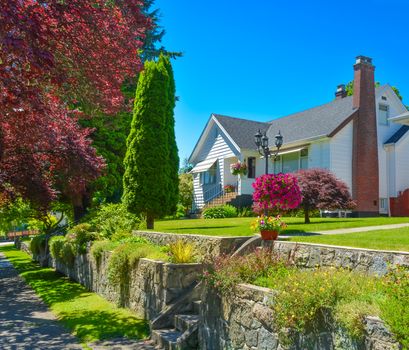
[[0, 252, 83, 350], [312, 222, 409, 235]]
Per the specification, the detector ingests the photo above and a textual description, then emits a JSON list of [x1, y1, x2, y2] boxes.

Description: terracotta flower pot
[[260, 230, 279, 241]]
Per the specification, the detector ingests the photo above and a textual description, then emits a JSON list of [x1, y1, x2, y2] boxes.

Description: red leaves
[[0, 0, 148, 207]]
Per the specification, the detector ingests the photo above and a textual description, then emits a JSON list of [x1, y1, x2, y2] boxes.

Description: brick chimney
[[351, 55, 379, 216], [335, 84, 347, 99]]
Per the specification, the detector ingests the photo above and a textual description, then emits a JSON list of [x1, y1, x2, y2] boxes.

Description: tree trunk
[[304, 205, 310, 224], [73, 192, 91, 223], [73, 205, 87, 223], [147, 213, 154, 230]]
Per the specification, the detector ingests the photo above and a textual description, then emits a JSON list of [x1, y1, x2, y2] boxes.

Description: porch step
[[151, 329, 181, 350], [174, 314, 199, 333]]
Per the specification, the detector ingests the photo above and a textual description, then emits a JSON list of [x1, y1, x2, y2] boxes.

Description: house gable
[[189, 115, 239, 164]]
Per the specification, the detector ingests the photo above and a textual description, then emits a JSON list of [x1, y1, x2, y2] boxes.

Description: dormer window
[[379, 104, 389, 126]]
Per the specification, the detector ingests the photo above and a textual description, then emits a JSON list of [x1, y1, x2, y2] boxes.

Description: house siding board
[[309, 140, 330, 170], [192, 124, 238, 209], [395, 135, 409, 195], [329, 121, 353, 191]]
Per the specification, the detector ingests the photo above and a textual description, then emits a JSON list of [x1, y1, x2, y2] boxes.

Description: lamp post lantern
[[255, 130, 283, 175]]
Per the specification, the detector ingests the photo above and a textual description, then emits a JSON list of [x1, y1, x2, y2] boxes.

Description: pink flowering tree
[[252, 173, 302, 215]]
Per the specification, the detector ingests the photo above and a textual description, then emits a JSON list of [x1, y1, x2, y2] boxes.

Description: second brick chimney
[[351, 55, 379, 216], [335, 84, 347, 99]]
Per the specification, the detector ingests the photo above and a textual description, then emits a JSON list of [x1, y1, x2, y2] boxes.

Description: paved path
[[0, 252, 82, 350], [311, 222, 409, 235], [0, 252, 156, 350]]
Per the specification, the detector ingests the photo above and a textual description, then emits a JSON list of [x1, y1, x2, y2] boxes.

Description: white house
[[189, 56, 409, 216]]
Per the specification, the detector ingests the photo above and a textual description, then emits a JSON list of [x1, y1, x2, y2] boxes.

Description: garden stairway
[[202, 191, 238, 210], [150, 300, 201, 350]]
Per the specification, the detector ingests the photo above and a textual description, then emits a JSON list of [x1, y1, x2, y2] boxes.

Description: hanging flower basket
[[230, 161, 247, 176]]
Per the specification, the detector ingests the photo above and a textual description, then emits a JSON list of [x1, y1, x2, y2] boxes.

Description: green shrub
[[90, 240, 119, 267], [168, 240, 196, 263], [237, 207, 256, 217], [107, 242, 168, 286], [91, 203, 140, 239], [203, 248, 290, 295], [67, 223, 96, 254], [30, 234, 47, 256], [60, 240, 76, 266], [49, 236, 65, 260], [202, 204, 237, 219], [380, 265, 409, 348]]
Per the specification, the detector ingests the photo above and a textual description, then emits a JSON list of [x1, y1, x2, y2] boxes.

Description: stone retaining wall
[[237, 239, 409, 276], [199, 283, 401, 350], [21, 242, 202, 320], [135, 230, 251, 258]]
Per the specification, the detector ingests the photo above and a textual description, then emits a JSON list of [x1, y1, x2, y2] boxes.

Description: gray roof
[[385, 125, 409, 144], [266, 95, 356, 144], [213, 96, 357, 150], [214, 114, 270, 149]]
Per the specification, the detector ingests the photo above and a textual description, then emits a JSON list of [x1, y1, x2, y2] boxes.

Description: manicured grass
[[0, 246, 149, 344], [153, 216, 409, 237], [286, 227, 409, 252]]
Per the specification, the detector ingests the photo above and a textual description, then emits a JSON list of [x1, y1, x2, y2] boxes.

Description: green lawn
[[153, 216, 409, 237], [286, 227, 409, 252], [0, 246, 149, 345]]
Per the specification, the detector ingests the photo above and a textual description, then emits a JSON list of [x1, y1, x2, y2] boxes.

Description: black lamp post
[[255, 130, 283, 175]]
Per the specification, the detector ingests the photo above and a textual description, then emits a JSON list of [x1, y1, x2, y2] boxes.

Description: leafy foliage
[[252, 173, 302, 214], [30, 234, 47, 256], [0, 0, 149, 208], [49, 236, 65, 261], [202, 205, 238, 219], [67, 223, 96, 254], [123, 55, 179, 229], [295, 168, 356, 223], [90, 241, 119, 268], [107, 242, 168, 287], [168, 240, 197, 263], [202, 248, 290, 295], [179, 173, 193, 215], [379, 265, 409, 348], [90, 203, 140, 240]]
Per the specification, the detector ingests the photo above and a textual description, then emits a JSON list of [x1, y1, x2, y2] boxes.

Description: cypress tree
[[123, 57, 179, 229], [161, 55, 180, 215]]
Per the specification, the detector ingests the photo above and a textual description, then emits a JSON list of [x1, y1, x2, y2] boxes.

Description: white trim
[[190, 158, 217, 173], [389, 111, 409, 126], [211, 114, 241, 153], [277, 146, 307, 156]]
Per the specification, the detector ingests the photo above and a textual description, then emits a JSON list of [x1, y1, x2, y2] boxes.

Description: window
[[200, 162, 217, 185], [282, 152, 299, 173], [380, 198, 388, 211], [379, 104, 389, 125], [300, 148, 309, 169], [247, 157, 256, 178]]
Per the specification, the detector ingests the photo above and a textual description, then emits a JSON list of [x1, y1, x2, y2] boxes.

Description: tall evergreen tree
[[163, 55, 180, 215], [123, 56, 178, 229]]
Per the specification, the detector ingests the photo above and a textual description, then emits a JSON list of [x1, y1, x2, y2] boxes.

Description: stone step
[[174, 314, 200, 333], [192, 300, 201, 314], [151, 329, 181, 350]]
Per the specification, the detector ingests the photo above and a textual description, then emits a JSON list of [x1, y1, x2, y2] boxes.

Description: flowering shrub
[[251, 215, 287, 232], [224, 184, 235, 193], [230, 161, 247, 175], [252, 173, 302, 214], [202, 248, 291, 295]]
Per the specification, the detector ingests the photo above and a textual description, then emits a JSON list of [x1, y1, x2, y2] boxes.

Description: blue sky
[[154, 0, 409, 162]]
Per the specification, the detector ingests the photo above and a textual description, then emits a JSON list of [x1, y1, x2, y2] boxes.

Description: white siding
[[192, 124, 238, 209], [395, 135, 409, 195], [309, 140, 330, 170], [329, 121, 353, 191]]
